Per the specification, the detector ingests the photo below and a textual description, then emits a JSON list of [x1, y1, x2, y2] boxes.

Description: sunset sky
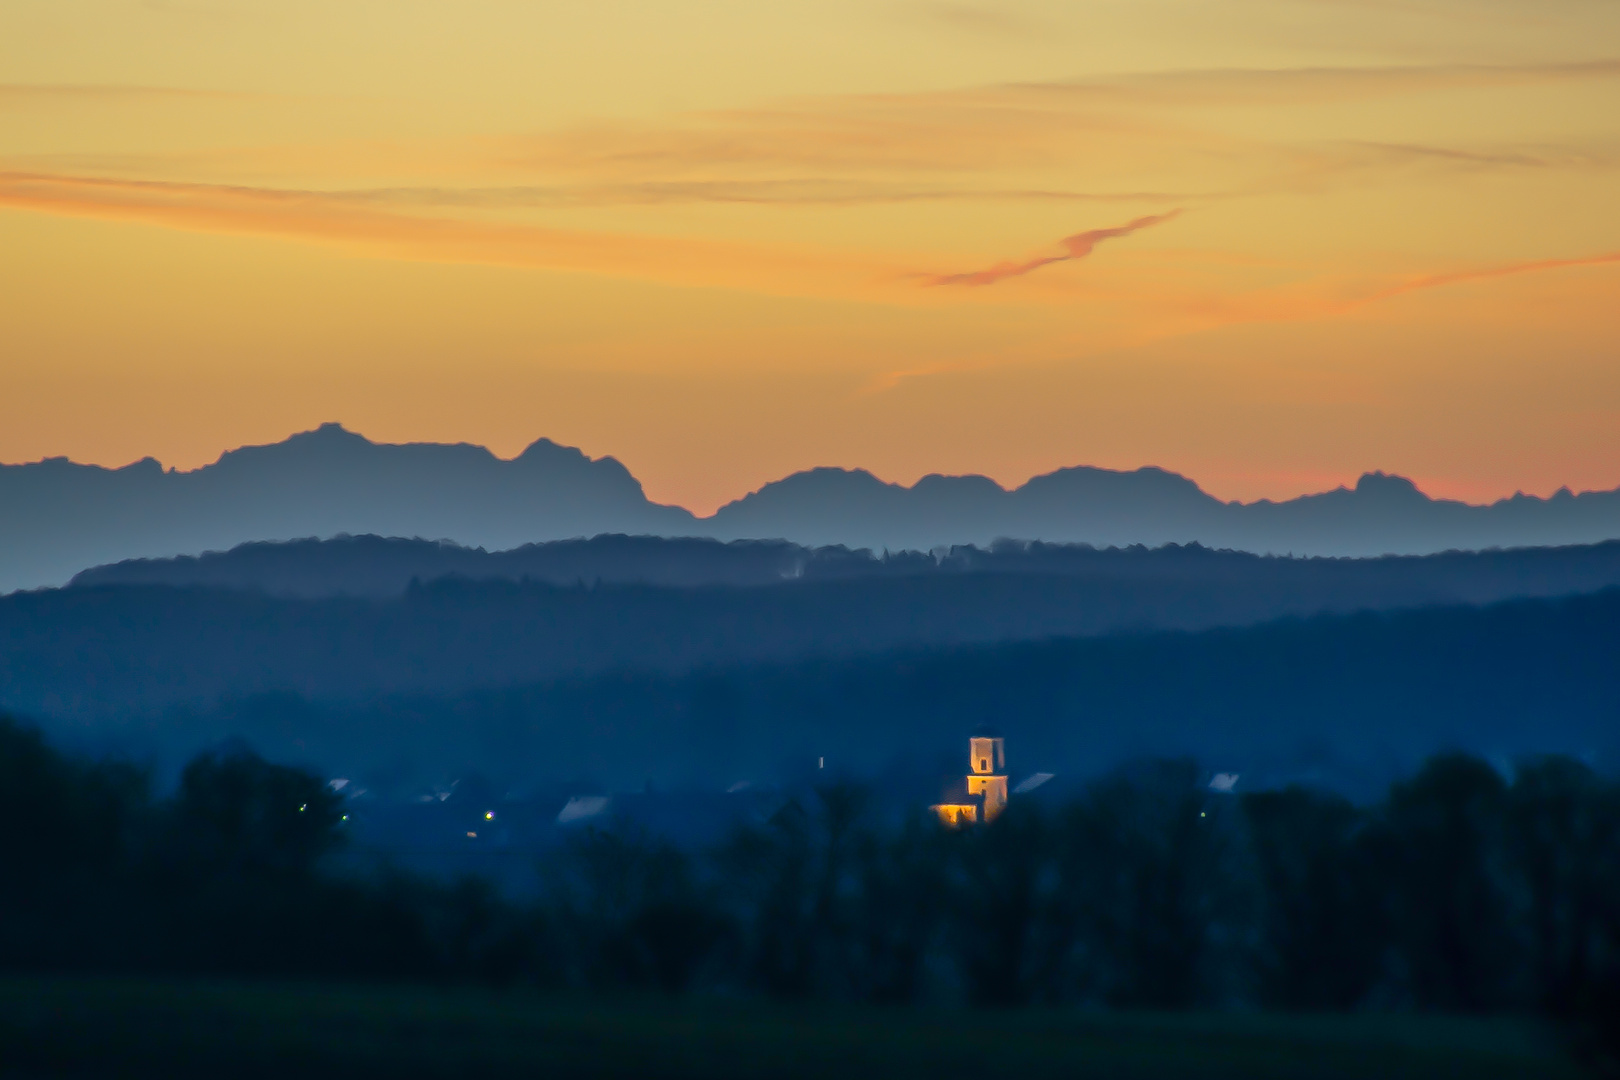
[[3, 0, 1618, 513]]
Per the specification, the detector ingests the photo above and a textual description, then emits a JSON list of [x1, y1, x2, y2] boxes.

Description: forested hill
[[17, 587, 1620, 799], [9, 536, 1620, 721], [68, 533, 1620, 605], [71, 534, 820, 596]]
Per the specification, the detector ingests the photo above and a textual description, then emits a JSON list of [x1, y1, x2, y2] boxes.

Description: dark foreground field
[[0, 978, 1582, 1079]]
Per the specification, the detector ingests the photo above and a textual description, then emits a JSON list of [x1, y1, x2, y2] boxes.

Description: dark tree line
[[3, 716, 1616, 1067]]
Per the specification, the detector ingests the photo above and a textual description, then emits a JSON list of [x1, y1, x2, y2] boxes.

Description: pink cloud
[[924, 211, 1180, 286]]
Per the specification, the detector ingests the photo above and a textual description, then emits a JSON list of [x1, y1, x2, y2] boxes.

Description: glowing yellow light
[[484, 811, 494, 820]]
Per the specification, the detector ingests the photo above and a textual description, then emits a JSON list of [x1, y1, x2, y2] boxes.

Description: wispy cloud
[[923, 212, 1181, 286], [577, 60, 1620, 170], [469, 60, 1620, 204], [1032, 59, 1620, 107], [0, 170, 896, 299], [1349, 140, 1615, 172], [1135, 245, 1620, 334], [0, 83, 251, 105], [1371, 250, 1620, 301], [11, 61, 1611, 213], [339, 180, 1191, 210], [6, 167, 1613, 318]]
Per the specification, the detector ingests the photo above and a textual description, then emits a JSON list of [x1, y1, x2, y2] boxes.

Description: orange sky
[[2, 0, 1618, 513]]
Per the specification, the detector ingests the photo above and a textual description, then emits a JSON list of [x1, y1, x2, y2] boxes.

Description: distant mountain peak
[[515, 436, 616, 473], [212, 422, 377, 470], [714, 466, 897, 509], [912, 473, 1003, 495], [1353, 471, 1427, 500], [288, 421, 370, 446], [516, 436, 576, 460], [1017, 463, 1211, 498]]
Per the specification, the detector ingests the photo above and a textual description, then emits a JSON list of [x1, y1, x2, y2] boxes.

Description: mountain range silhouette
[[6, 421, 1620, 592]]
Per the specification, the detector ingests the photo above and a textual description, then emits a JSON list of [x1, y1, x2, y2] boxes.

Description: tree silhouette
[[1242, 786, 1387, 1009], [546, 823, 729, 993], [1071, 760, 1231, 1009], [1381, 753, 1516, 1012], [169, 744, 344, 879]]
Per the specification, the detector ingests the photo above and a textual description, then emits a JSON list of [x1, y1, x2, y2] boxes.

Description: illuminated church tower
[[932, 727, 1009, 826], [967, 730, 1008, 821]]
